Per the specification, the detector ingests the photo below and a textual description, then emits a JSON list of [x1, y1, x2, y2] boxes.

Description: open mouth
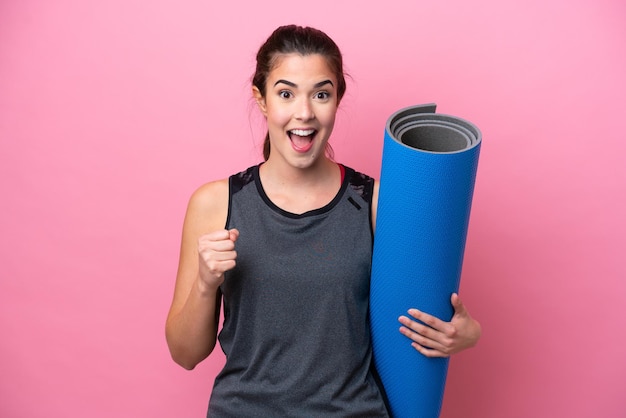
[[288, 129, 317, 152]]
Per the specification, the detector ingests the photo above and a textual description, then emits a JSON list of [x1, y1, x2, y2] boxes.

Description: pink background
[[1, 0, 625, 417]]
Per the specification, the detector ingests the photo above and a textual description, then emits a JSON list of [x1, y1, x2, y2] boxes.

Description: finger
[[201, 229, 232, 241], [398, 321, 453, 356], [199, 230, 236, 247], [398, 322, 445, 351], [209, 259, 237, 272], [229, 228, 240, 242], [199, 238, 236, 252], [410, 341, 451, 358], [406, 308, 449, 333], [200, 254, 237, 275], [202, 250, 237, 262], [398, 316, 451, 350]]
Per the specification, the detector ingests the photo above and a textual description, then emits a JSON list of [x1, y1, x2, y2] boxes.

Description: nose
[[295, 98, 315, 121]]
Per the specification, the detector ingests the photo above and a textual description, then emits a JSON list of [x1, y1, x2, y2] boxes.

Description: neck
[[261, 155, 337, 187], [258, 157, 342, 215]]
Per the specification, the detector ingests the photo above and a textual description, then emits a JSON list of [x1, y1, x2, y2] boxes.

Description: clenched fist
[[197, 229, 239, 290]]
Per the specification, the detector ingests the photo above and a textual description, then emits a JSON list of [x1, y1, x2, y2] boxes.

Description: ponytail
[[263, 132, 270, 161]]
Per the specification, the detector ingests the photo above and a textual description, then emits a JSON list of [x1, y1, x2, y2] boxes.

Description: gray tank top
[[207, 164, 389, 417]]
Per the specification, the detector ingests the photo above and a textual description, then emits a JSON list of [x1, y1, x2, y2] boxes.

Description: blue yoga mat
[[370, 103, 481, 418]]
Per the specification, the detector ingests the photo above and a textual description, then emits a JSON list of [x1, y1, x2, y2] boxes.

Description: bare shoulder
[[372, 178, 380, 200], [189, 179, 229, 210], [371, 179, 380, 232], [169, 178, 230, 326], [185, 178, 230, 233]]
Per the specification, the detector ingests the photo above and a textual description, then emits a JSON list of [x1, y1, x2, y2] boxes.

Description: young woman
[[166, 25, 481, 417]]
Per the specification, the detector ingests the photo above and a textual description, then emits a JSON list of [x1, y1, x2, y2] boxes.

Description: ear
[[252, 86, 267, 116]]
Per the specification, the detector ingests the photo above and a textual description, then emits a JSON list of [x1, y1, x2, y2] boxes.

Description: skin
[[254, 53, 342, 214], [165, 53, 481, 370]]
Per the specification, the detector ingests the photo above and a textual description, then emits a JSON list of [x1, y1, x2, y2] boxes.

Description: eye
[[279, 90, 293, 99], [315, 91, 330, 100]]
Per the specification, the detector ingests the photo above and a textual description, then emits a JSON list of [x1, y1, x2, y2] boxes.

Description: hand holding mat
[[370, 103, 481, 418]]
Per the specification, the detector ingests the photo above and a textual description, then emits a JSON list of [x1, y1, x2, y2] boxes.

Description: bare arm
[[371, 179, 380, 232], [165, 179, 235, 370]]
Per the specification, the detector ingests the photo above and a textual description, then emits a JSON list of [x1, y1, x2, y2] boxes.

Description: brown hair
[[252, 25, 347, 161]]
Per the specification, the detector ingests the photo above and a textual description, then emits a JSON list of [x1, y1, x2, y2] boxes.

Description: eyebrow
[[273, 79, 334, 89]]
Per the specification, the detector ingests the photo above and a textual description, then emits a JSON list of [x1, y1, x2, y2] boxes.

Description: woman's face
[[254, 53, 338, 168]]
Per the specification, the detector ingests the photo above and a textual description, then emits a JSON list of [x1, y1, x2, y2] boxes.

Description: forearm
[[166, 277, 220, 370]]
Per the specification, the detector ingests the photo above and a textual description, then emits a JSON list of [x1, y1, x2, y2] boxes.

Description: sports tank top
[[207, 164, 389, 417]]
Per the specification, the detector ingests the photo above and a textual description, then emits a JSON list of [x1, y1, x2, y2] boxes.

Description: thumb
[[451, 293, 467, 316], [229, 228, 240, 242]]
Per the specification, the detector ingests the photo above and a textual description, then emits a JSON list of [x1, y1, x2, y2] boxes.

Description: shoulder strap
[[344, 165, 374, 205]]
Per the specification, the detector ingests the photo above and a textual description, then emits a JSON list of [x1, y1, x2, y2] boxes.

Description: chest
[[224, 186, 373, 301]]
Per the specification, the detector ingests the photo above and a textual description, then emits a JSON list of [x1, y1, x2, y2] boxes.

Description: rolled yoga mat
[[370, 103, 481, 418]]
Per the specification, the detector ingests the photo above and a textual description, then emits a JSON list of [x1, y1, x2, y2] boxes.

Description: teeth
[[290, 129, 315, 136]]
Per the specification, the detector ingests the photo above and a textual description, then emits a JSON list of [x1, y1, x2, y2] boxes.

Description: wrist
[[195, 274, 221, 296]]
